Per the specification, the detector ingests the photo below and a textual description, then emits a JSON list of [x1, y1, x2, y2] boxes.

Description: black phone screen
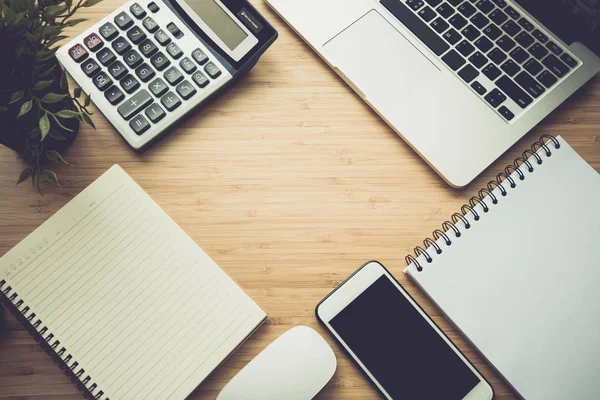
[[330, 274, 480, 399]]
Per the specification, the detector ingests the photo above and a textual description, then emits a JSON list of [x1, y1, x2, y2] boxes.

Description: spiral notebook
[[0, 165, 266, 400], [404, 135, 600, 400]]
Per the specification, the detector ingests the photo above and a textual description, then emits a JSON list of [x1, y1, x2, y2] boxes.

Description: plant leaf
[[74, 87, 82, 98], [63, 18, 87, 27], [17, 100, 33, 117], [0, 106, 8, 112], [43, 5, 67, 17], [80, 111, 96, 129], [37, 64, 57, 78], [16, 168, 32, 185], [9, 90, 24, 104], [82, 0, 103, 7], [49, 130, 66, 140], [43, 170, 61, 187], [84, 93, 91, 107], [39, 114, 50, 139], [60, 69, 68, 91], [46, 150, 70, 165], [41, 93, 68, 104], [33, 80, 54, 91], [55, 109, 80, 119]]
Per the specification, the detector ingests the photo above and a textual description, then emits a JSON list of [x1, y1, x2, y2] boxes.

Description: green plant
[[0, 0, 102, 194]]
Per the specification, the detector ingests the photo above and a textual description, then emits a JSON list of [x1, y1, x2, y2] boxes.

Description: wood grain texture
[[1, 0, 599, 398]]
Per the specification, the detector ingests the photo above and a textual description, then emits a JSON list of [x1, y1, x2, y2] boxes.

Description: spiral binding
[[0, 280, 109, 400], [405, 134, 561, 272]]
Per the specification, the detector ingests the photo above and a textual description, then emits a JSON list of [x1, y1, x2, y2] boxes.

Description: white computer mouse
[[217, 325, 337, 400]]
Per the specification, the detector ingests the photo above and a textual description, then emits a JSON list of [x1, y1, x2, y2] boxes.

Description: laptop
[[266, 0, 600, 187]]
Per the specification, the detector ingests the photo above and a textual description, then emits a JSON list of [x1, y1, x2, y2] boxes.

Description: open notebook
[[0, 165, 266, 400], [404, 135, 600, 400]]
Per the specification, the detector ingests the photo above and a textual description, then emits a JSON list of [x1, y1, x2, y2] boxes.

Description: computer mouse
[[217, 325, 337, 400]]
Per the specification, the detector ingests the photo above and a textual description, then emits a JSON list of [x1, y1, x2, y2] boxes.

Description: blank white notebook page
[[0, 165, 266, 400], [405, 137, 600, 400]]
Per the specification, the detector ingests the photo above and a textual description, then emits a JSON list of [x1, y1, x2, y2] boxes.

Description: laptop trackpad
[[324, 10, 438, 113]]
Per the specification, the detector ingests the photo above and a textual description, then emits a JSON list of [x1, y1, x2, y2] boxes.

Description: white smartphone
[[316, 261, 494, 400]]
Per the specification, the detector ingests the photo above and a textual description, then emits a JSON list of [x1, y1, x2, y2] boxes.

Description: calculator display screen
[[182, 0, 248, 50]]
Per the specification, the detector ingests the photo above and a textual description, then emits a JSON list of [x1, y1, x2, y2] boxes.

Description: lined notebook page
[[405, 137, 600, 400], [0, 165, 266, 400]]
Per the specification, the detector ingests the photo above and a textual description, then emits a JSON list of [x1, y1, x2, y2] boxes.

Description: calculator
[[57, 0, 277, 149]]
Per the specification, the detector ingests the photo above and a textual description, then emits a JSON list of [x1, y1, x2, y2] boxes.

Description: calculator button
[[68, 44, 88, 63], [120, 74, 141, 93], [191, 48, 208, 65], [192, 71, 209, 88], [204, 62, 221, 79], [142, 17, 159, 33], [130, 3, 146, 19], [112, 36, 132, 55], [97, 48, 116, 66], [81, 58, 101, 77], [155, 29, 171, 46], [136, 63, 156, 82], [115, 12, 133, 30], [145, 103, 166, 122], [166, 42, 183, 59], [176, 80, 196, 99], [164, 66, 184, 85], [108, 60, 128, 80], [124, 50, 143, 68], [179, 57, 197, 74], [84, 33, 104, 52], [130, 114, 150, 135], [117, 89, 152, 119], [92, 72, 113, 91], [149, 78, 169, 97], [160, 91, 182, 111], [167, 22, 183, 39], [150, 52, 171, 71], [127, 26, 147, 44], [104, 85, 125, 105], [139, 39, 158, 57], [99, 22, 119, 41], [148, 2, 160, 13]]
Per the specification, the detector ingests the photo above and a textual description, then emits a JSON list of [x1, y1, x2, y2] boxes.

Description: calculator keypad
[[61, 0, 230, 145]]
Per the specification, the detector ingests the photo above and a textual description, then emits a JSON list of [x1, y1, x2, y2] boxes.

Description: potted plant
[[0, 0, 101, 193]]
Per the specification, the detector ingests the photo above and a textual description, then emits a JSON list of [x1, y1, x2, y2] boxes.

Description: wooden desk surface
[[1, 1, 599, 399]]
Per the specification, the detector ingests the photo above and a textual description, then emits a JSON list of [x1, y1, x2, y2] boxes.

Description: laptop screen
[[516, 0, 600, 55]]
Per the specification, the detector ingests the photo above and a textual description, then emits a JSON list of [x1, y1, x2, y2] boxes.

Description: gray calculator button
[[149, 78, 168, 97], [120, 74, 141, 93], [179, 57, 197, 74], [81, 58, 100, 77], [124, 50, 143, 68], [136, 63, 156, 82], [108, 60, 127, 79], [99, 22, 119, 41], [127, 26, 147, 44], [164, 66, 183, 85], [192, 71, 209, 88], [145, 103, 166, 122], [139, 38, 158, 57], [154, 29, 171, 46], [105, 85, 125, 105], [97, 48, 116, 66], [167, 22, 183, 39], [130, 3, 146, 19], [191, 48, 208, 65], [93, 72, 113, 91], [148, 1, 160, 13], [114, 12, 133, 30], [142, 17, 158, 33], [160, 91, 181, 111], [176, 80, 196, 100], [130, 114, 150, 135], [150, 52, 170, 71], [166, 42, 183, 59], [118, 89, 152, 119], [111, 36, 131, 55], [204, 61, 221, 79]]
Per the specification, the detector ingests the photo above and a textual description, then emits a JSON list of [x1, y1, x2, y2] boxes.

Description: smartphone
[[316, 261, 494, 400]]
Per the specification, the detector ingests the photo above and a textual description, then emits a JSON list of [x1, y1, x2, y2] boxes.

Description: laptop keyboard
[[381, 0, 581, 121]]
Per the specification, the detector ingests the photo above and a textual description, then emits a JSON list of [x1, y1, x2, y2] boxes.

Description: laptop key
[[468, 51, 488, 68], [442, 49, 466, 70], [381, 0, 451, 56], [523, 59, 543, 76], [498, 105, 514, 120], [509, 47, 529, 64], [489, 9, 508, 25], [458, 64, 479, 82], [514, 31, 534, 48], [461, 24, 481, 41], [537, 70, 558, 88], [406, 0, 425, 11], [488, 48, 507, 64], [447, 0, 462, 5], [456, 40, 476, 56], [491, 0, 507, 7], [431, 17, 450, 33], [443, 28, 462, 45], [418, 6, 437, 22], [484, 88, 506, 108], [449, 14, 468, 29], [475, 0, 494, 14], [504, 6, 520, 19], [483, 63, 502, 80], [501, 20, 520, 36], [560, 53, 577, 68], [497, 35, 516, 52], [483, 25, 502, 40], [531, 29, 548, 43], [436, 2, 455, 18], [496, 75, 532, 108], [474, 36, 493, 52], [529, 43, 548, 60], [518, 18, 534, 31], [500, 59, 520, 76], [545, 41, 563, 56], [458, 2, 477, 17], [514, 71, 545, 98], [470, 12, 489, 29], [542, 54, 570, 78], [471, 80, 487, 95], [426, 0, 443, 6]]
